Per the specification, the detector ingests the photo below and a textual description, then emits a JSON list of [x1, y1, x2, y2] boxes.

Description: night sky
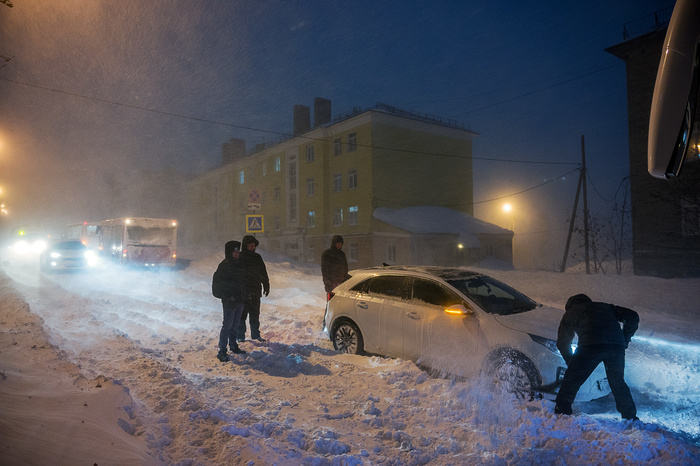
[[0, 1, 674, 251]]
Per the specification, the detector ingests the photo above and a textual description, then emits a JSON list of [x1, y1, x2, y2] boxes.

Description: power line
[[373, 166, 580, 208], [2, 77, 579, 167], [449, 62, 621, 119]]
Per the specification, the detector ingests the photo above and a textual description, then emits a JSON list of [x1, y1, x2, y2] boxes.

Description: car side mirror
[[444, 304, 473, 316], [648, 0, 700, 179]]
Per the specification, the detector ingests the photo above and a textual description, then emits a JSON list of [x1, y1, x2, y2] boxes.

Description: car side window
[[411, 278, 460, 307], [365, 275, 406, 299]]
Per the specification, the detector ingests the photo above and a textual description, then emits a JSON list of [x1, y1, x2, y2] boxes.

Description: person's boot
[[216, 349, 229, 362], [231, 345, 246, 354]]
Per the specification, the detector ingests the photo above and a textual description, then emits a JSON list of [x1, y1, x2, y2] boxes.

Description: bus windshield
[[126, 226, 176, 246]]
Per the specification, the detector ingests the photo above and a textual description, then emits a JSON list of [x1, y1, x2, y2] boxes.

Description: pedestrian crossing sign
[[246, 215, 264, 233]]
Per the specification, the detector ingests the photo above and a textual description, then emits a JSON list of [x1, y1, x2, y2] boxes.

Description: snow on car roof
[[353, 265, 483, 280]]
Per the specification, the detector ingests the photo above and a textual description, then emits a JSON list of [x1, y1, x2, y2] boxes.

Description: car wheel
[[332, 320, 364, 355], [485, 349, 542, 400]]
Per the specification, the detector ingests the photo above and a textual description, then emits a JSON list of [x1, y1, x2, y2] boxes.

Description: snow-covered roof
[[373, 206, 511, 249]]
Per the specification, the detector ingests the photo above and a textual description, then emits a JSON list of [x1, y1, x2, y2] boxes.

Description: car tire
[[332, 320, 364, 355], [484, 348, 542, 400]]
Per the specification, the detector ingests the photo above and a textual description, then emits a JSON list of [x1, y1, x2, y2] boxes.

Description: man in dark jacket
[[554, 293, 639, 420], [321, 235, 349, 300], [237, 235, 270, 343], [212, 240, 247, 361]]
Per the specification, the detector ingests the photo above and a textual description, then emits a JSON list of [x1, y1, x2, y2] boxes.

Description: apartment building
[[184, 100, 513, 268]]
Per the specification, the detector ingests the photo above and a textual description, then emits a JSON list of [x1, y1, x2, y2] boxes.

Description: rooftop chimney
[[222, 138, 246, 165], [293, 105, 311, 136], [314, 97, 332, 128]]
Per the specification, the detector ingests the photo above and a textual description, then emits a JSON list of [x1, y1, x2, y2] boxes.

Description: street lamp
[[502, 203, 515, 231]]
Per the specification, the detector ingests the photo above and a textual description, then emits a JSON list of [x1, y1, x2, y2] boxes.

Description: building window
[[262, 162, 267, 177], [289, 192, 297, 223], [386, 244, 396, 264], [348, 169, 358, 190], [333, 174, 342, 192], [348, 132, 357, 152], [681, 196, 700, 236], [348, 205, 358, 226], [334, 138, 342, 156], [307, 178, 315, 196], [348, 243, 358, 262], [289, 157, 297, 190], [274, 187, 281, 202], [275, 156, 281, 172], [274, 216, 281, 231], [307, 211, 315, 228], [333, 208, 343, 226], [239, 170, 245, 184], [306, 145, 315, 163]]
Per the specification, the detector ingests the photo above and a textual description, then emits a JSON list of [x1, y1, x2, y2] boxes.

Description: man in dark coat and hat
[[554, 293, 639, 420], [321, 235, 349, 300], [237, 235, 270, 343], [212, 240, 247, 361]]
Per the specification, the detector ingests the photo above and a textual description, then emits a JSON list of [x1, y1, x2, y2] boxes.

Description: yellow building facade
[[185, 103, 487, 268]]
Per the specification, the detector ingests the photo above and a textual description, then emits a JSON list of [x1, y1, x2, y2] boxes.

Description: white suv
[[323, 265, 610, 401]]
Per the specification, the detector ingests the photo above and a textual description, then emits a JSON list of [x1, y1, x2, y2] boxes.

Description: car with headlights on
[[39, 240, 96, 272], [323, 265, 610, 401]]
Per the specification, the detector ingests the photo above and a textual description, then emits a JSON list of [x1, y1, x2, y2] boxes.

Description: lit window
[[333, 208, 343, 226], [334, 138, 342, 156], [348, 206, 358, 226], [348, 169, 358, 190], [239, 171, 245, 184], [275, 157, 281, 172], [306, 145, 315, 163], [333, 174, 342, 192], [348, 132, 357, 152], [307, 211, 315, 228]]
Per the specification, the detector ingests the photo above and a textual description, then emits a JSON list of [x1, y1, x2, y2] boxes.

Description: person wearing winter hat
[[554, 293, 639, 420], [237, 235, 270, 343], [211, 240, 247, 361], [321, 235, 349, 301]]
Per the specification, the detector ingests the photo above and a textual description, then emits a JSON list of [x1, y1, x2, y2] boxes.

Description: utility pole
[[581, 135, 590, 274], [560, 135, 591, 273]]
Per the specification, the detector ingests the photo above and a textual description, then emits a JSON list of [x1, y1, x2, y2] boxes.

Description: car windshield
[[54, 241, 86, 250], [446, 274, 538, 315]]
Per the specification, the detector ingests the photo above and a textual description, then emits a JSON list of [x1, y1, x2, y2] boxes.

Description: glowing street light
[[502, 203, 514, 231]]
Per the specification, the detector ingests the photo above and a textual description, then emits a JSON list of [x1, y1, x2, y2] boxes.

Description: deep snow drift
[[1, 247, 699, 465]]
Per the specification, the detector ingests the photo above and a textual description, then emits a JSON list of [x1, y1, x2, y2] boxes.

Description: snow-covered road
[[2, 250, 700, 465]]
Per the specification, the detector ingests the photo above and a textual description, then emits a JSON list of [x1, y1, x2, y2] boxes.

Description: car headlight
[[85, 250, 98, 266], [50, 251, 62, 258], [529, 334, 560, 355]]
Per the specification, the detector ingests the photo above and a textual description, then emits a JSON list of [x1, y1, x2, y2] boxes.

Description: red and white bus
[[96, 217, 177, 267]]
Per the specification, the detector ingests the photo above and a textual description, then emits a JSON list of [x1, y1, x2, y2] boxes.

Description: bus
[[96, 217, 178, 267], [64, 222, 100, 249]]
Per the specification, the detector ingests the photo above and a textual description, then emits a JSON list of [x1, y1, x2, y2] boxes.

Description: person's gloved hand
[[263, 285, 270, 297]]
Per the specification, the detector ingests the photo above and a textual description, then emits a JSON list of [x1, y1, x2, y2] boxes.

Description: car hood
[[491, 305, 564, 339]]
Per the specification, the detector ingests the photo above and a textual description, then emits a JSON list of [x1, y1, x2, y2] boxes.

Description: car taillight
[[327, 292, 335, 301]]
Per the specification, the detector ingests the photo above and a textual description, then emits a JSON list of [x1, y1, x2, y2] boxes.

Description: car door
[[357, 275, 408, 358], [406, 277, 485, 377]]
